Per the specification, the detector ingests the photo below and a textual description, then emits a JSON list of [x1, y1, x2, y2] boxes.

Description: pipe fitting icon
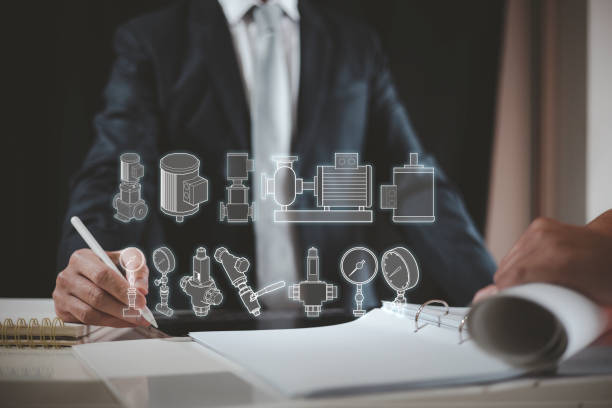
[[289, 247, 338, 317], [180, 247, 223, 317], [214, 247, 285, 317]]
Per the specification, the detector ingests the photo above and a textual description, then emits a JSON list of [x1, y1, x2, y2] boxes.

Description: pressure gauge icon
[[340, 247, 378, 317], [381, 247, 420, 305], [152, 247, 176, 317]]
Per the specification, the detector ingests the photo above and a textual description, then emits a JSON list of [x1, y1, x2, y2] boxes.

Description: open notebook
[[0, 298, 96, 347], [190, 283, 607, 397]]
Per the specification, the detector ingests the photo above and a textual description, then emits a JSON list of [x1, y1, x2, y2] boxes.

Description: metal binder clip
[[458, 315, 469, 344], [414, 299, 449, 332]]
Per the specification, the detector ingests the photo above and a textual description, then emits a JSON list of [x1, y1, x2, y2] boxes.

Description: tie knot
[[253, 3, 283, 34]]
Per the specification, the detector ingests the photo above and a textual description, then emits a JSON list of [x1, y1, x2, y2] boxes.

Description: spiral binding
[[1, 317, 65, 348]]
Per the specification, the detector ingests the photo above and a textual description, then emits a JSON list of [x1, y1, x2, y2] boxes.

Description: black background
[[5, 0, 504, 298]]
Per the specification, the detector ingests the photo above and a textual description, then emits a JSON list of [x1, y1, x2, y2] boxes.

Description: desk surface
[[2, 323, 612, 408]]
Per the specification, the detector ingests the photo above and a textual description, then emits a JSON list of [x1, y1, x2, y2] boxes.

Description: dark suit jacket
[[58, 0, 495, 311]]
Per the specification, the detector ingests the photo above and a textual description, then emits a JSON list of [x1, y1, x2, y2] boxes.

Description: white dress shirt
[[218, 0, 300, 137]]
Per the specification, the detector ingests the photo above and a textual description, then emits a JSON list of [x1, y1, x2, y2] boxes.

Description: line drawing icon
[[219, 153, 255, 223], [152, 246, 176, 317], [113, 153, 148, 222], [213, 247, 285, 317], [340, 247, 378, 317], [381, 247, 420, 306], [260, 153, 373, 223], [120, 247, 146, 318], [160, 152, 208, 223], [380, 153, 435, 223], [180, 247, 223, 317], [289, 247, 338, 317]]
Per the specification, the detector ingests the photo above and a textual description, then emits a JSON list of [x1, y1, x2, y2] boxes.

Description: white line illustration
[[381, 247, 420, 307], [380, 153, 435, 223], [339, 247, 379, 317], [288, 247, 338, 317], [180, 247, 223, 317], [120, 247, 146, 318], [219, 153, 255, 223], [152, 246, 176, 317], [260, 153, 373, 223], [160, 152, 208, 223], [113, 153, 148, 222], [213, 247, 285, 317]]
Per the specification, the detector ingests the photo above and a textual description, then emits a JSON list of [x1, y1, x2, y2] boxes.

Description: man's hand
[[53, 248, 150, 327], [474, 210, 612, 305]]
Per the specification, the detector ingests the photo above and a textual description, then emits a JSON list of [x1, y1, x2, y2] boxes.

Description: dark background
[[5, 0, 504, 298]]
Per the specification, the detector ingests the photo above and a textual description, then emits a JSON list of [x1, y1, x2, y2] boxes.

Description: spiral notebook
[[0, 298, 95, 347], [190, 283, 607, 397]]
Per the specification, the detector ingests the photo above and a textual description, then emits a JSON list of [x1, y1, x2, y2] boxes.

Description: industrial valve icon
[[113, 153, 148, 222], [214, 247, 285, 317], [180, 247, 223, 317], [219, 153, 255, 223], [289, 247, 338, 317]]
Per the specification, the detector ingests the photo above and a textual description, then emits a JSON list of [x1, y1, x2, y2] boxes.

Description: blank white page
[[190, 309, 519, 397]]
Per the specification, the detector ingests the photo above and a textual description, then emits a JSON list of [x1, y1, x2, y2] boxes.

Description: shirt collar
[[218, 0, 299, 25]]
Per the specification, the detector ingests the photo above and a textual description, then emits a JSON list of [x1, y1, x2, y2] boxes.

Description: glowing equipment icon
[[120, 247, 146, 318], [113, 153, 148, 222], [381, 247, 420, 305], [380, 153, 435, 223], [288, 247, 338, 317], [219, 153, 255, 223], [152, 247, 175, 317], [160, 153, 208, 223], [339, 247, 378, 317], [214, 247, 285, 317], [261, 153, 373, 223], [180, 247, 223, 317]]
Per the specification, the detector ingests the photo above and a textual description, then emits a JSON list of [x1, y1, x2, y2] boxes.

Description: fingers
[[64, 294, 139, 328], [75, 251, 132, 305], [53, 248, 151, 328], [53, 281, 138, 327], [69, 273, 148, 322], [472, 284, 498, 304]]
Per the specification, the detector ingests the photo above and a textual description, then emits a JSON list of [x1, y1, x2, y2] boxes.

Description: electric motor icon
[[380, 153, 435, 223], [113, 153, 148, 222], [289, 247, 338, 317], [160, 153, 208, 223]]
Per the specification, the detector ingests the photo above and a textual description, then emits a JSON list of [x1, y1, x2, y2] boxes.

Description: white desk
[[2, 326, 611, 408]]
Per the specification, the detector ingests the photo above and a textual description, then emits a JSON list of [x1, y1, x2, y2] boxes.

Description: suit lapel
[[293, 1, 332, 160], [191, 1, 251, 150]]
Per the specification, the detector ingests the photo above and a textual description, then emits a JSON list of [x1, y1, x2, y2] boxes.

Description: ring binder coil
[[458, 315, 469, 344], [414, 299, 449, 332], [1, 317, 65, 348], [382, 298, 470, 344]]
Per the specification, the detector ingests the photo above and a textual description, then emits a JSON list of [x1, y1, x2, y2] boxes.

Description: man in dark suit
[[53, 0, 496, 327]]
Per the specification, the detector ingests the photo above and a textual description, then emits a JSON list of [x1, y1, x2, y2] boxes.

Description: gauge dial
[[119, 247, 146, 272], [152, 247, 176, 274], [340, 247, 378, 285], [381, 247, 419, 292]]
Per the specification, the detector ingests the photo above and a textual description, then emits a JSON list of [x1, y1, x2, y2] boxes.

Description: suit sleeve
[[56, 25, 161, 270], [365, 32, 496, 306]]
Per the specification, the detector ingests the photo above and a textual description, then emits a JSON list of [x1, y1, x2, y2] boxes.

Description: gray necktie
[[251, 3, 298, 308]]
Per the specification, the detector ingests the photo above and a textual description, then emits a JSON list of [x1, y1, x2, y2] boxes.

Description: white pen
[[70, 216, 159, 328]]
